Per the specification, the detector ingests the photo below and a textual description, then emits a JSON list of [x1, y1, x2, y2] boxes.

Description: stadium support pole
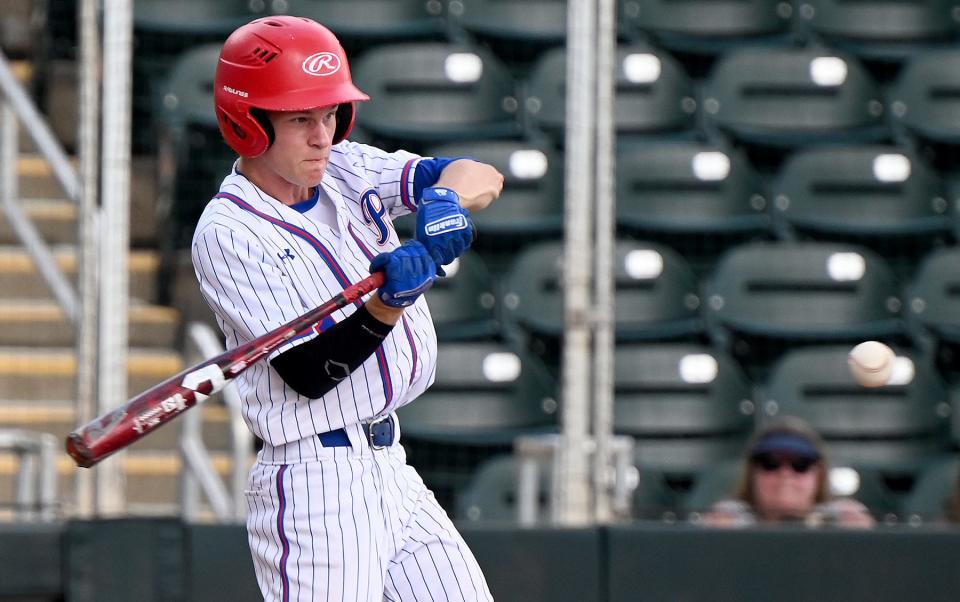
[[74, 0, 101, 520], [96, 0, 132, 515], [591, 0, 617, 524], [555, 0, 598, 526]]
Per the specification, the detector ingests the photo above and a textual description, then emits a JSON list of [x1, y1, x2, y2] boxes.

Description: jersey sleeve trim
[[399, 157, 420, 212]]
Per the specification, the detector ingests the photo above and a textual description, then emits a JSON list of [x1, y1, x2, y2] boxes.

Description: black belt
[[317, 414, 395, 449]]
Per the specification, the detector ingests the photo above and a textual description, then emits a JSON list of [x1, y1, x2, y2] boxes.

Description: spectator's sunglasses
[[752, 454, 819, 474]]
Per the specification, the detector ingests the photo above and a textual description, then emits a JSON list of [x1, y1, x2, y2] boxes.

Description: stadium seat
[[704, 241, 904, 374], [616, 140, 770, 275], [271, 0, 445, 53], [614, 342, 753, 475], [132, 0, 256, 153], [900, 454, 960, 523], [398, 341, 556, 513], [154, 43, 237, 301], [456, 454, 550, 522], [759, 346, 951, 468], [773, 145, 949, 238], [904, 248, 960, 382], [771, 145, 951, 276], [396, 340, 557, 446], [678, 459, 741, 516], [424, 251, 501, 341], [425, 140, 564, 249], [524, 44, 697, 144], [501, 240, 703, 365], [448, 0, 567, 65], [701, 46, 887, 164], [887, 48, 960, 148], [350, 43, 521, 147], [796, 0, 960, 62], [630, 0, 795, 62]]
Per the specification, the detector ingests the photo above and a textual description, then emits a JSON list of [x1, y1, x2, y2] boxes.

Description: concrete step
[[0, 245, 159, 302], [0, 450, 242, 511], [0, 400, 232, 452], [0, 300, 178, 347], [0, 346, 183, 400], [0, 198, 77, 245], [13, 154, 160, 245]]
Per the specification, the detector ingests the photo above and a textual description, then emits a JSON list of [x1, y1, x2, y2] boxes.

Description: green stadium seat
[[759, 346, 951, 468], [614, 342, 753, 479], [270, 0, 445, 53], [773, 145, 949, 238], [501, 240, 703, 353], [904, 248, 960, 383], [614, 342, 753, 438], [616, 140, 770, 275], [456, 455, 549, 522], [425, 251, 501, 341], [630, 0, 794, 61], [678, 459, 741, 515], [425, 140, 564, 248], [351, 43, 521, 148], [771, 145, 951, 277], [701, 46, 887, 161], [900, 454, 960, 523], [397, 340, 557, 446], [704, 241, 903, 374], [796, 0, 960, 62], [154, 43, 236, 300], [448, 0, 567, 65], [887, 48, 960, 148], [131, 0, 257, 153], [398, 341, 556, 513], [524, 44, 697, 144]]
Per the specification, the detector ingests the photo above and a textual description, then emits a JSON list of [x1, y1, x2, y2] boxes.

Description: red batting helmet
[[214, 16, 369, 158]]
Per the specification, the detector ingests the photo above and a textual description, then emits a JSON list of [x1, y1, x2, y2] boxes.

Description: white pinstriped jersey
[[191, 140, 438, 462]]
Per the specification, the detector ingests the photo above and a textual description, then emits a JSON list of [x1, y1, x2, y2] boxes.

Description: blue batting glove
[[415, 187, 474, 274], [369, 241, 437, 307]]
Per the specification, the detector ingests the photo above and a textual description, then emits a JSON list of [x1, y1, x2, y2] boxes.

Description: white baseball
[[847, 341, 895, 387]]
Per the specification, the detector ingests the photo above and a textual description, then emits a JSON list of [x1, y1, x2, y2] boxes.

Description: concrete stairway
[[0, 60, 237, 518]]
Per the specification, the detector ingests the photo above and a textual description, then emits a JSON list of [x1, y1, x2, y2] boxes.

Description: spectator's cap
[[750, 431, 821, 460]]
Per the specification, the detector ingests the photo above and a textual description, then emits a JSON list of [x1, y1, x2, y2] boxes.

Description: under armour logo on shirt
[[278, 249, 296, 261]]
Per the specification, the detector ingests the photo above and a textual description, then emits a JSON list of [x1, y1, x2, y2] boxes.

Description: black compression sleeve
[[269, 304, 395, 399]]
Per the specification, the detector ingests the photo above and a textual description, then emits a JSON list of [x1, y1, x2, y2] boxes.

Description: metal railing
[[0, 429, 58, 522], [181, 321, 253, 522], [0, 51, 80, 322]]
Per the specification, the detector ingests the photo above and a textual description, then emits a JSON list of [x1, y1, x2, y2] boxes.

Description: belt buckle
[[366, 414, 392, 450]]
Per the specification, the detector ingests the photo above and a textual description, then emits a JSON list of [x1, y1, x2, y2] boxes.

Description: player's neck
[[238, 157, 317, 206]]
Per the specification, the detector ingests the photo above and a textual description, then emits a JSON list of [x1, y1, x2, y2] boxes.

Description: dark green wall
[[2, 521, 959, 602]]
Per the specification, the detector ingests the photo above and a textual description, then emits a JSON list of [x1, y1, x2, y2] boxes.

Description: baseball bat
[[66, 272, 385, 468]]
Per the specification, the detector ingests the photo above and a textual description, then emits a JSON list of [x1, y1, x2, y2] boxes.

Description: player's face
[[260, 105, 338, 194], [750, 454, 821, 521]]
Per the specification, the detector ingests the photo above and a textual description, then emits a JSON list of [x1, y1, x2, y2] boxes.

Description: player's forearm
[[434, 159, 504, 212], [364, 296, 404, 325], [270, 304, 396, 399]]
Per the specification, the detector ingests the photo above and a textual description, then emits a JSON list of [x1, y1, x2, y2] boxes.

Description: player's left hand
[[415, 186, 474, 273], [369, 241, 437, 308]]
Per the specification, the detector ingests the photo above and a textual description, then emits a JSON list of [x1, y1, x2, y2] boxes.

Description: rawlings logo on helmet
[[302, 52, 341, 76]]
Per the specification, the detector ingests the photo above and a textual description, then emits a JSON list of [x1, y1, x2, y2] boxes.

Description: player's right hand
[[369, 241, 437, 308]]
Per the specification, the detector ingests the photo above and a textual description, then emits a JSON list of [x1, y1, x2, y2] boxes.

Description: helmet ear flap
[[216, 106, 270, 158], [333, 102, 355, 144]]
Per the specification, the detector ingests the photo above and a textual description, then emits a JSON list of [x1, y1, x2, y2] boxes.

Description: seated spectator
[[703, 417, 875, 528]]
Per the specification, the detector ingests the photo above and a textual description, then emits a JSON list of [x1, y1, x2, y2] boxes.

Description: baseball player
[[191, 16, 502, 601]]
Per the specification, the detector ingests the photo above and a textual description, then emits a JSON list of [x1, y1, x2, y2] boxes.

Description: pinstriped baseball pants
[[245, 443, 493, 601]]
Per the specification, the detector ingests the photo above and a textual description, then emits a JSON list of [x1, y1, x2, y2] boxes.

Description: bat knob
[[65, 433, 96, 469]]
